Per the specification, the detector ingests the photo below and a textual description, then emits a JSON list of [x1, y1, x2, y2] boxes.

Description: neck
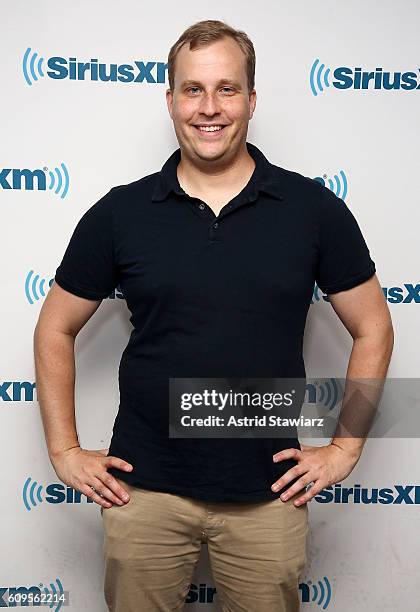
[[177, 144, 256, 196]]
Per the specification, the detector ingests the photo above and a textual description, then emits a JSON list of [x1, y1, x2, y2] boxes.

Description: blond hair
[[167, 19, 256, 94]]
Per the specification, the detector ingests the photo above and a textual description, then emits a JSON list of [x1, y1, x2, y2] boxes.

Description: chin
[[194, 139, 230, 154], [194, 148, 228, 162]]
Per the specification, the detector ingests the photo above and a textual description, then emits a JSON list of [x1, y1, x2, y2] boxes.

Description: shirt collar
[[151, 141, 284, 203]]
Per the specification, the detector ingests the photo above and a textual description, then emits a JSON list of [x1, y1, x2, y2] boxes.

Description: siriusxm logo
[[23, 47, 167, 86], [0, 578, 65, 611], [23, 476, 94, 510], [310, 58, 420, 96], [185, 579, 332, 608], [313, 171, 347, 201], [0, 164, 70, 198], [185, 583, 217, 604], [312, 283, 420, 305], [1, 381, 36, 401], [383, 284, 420, 304], [315, 483, 420, 504]]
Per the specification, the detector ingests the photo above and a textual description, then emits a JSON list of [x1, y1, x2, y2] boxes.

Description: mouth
[[192, 124, 228, 137]]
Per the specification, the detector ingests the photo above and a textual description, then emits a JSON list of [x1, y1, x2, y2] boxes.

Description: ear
[[166, 88, 174, 119], [248, 88, 257, 120]]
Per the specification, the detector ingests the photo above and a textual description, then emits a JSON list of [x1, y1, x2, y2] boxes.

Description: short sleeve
[[54, 188, 118, 300], [315, 185, 376, 295]]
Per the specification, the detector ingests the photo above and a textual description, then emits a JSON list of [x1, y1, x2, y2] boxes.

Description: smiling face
[[166, 36, 256, 165]]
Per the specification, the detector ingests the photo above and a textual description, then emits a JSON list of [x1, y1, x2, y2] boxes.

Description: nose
[[198, 91, 221, 117]]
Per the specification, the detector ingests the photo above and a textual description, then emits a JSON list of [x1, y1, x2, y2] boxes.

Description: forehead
[[175, 37, 247, 84]]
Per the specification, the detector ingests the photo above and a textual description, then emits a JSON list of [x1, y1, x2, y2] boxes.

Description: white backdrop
[[2, 1, 419, 610]]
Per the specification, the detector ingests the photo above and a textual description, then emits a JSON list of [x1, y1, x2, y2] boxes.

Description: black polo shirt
[[54, 141, 376, 502]]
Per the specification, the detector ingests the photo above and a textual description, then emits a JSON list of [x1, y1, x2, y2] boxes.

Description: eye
[[221, 87, 233, 93], [187, 87, 201, 94]]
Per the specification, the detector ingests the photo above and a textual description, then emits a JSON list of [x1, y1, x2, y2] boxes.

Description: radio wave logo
[[41, 578, 65, 612], [22, 47, 45, 85], [301, 576, 332, 609], [314, 171, 348, 201], [48, 163, 70, 199], [315, 377, 343, 411], [0, 163, 70, 198], [23, 476, 44, 511], [310, 59, 331, 96], [22, 47, 167, 86], [310, 58, 420, 95], [25, 270, 53, 304]]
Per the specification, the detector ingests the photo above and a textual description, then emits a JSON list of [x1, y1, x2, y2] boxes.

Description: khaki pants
[[101, 478, 308, 612]]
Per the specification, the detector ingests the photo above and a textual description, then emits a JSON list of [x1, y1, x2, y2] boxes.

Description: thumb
[[97, 448, 109, 456]]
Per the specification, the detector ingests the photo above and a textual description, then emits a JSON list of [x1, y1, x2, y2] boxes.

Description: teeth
[[198, 125, 223, 132]]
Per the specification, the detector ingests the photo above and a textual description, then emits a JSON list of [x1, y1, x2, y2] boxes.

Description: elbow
[[375, 321, 394, 356], [354, 319, 394, 356]]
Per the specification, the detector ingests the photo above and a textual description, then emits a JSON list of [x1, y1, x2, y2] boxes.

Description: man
[[34, 19, 393, 612]]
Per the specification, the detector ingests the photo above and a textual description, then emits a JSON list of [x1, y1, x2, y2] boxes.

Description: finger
[[90, 476, 127, 506], [279, 475, 314, 501], [273, 448, 301, 462], [292, 483, 322, 506], [103, 455, 133, 472], [80, 483, 112, 509], [271, 465, 306, 492], [93, 473, 130, 505]]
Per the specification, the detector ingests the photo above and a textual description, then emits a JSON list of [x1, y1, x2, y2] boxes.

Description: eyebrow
[[179, 79, 242, 89]]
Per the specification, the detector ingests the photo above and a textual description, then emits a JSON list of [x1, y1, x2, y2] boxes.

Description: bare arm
[[33, 282, 133, 508], [327, 273, 394, 457], [272, 274, 394, 505], [34, 282, 101, 458]]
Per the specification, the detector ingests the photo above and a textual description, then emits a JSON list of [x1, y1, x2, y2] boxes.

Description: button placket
[[208, 218, 222, 244]]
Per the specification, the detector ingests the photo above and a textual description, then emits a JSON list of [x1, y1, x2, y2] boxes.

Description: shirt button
[[213, 222, 218, 229], [198, 203, 205, 210]]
